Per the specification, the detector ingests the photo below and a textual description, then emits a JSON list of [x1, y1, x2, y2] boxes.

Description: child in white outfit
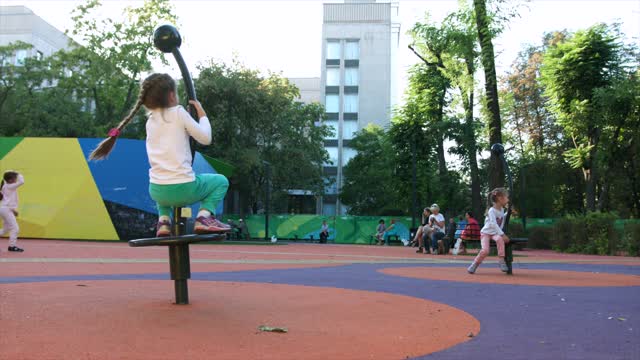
[[468, 188, 510, 273], [0, 171, 25, 252]]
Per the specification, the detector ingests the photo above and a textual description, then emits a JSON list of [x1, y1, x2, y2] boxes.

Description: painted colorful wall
[[0, 137, 223, 241], [223, 214, 413, 244]]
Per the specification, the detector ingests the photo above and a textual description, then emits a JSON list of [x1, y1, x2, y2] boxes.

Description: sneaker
[[8, 246, 24, 252], [467, 263, 478, 274], [194, 216, 231, 234], [499, 259, 509, 272], [416, 247, 424, 253], [156, 220, 171, 237]]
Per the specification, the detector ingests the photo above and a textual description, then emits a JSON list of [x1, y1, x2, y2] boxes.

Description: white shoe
[[499, 259, 509, 272], [467, 263, 478, 274]]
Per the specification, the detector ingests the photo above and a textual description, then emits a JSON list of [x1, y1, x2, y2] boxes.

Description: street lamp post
[[262, 161, 271, 241]]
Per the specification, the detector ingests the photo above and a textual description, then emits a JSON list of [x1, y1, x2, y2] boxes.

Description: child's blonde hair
[[89, 73, 176, 160], [486, 187, 508, 214]]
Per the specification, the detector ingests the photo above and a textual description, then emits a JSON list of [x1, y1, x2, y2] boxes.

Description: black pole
[[154, 24, 198, 303], [521, 166, 527, 232], [263, 161, 271, 241], [411, 141, 417, 229], [491, 143, 514, 275]]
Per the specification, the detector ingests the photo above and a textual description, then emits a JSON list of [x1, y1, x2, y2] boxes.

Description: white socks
[[197, 210, 211, 218]]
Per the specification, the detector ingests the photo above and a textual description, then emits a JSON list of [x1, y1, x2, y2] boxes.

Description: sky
[[4, 0, 639, 100]]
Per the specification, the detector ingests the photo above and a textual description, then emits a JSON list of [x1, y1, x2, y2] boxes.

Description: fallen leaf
[[467, 332, 474, 338], [258, 325, 288, 333], [76, 284, 88, 287]]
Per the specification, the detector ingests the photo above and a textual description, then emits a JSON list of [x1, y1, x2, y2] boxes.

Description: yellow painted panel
[[0, 138, 118, 240]]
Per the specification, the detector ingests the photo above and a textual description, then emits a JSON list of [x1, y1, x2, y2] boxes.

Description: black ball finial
[[153, 25, 181, 53], [491, 143, 505, 156]]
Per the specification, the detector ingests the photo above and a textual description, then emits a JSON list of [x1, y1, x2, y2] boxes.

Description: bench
[[128, 207, 226, 304], [462, 237, 528, 274], [369, 234, 401, 246]]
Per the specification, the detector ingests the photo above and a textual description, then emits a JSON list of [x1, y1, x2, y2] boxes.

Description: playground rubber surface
[[1, 239, 639, 360]]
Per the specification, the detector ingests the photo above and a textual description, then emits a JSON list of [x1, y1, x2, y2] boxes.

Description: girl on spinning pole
[[467, 188, 510, 274], [90, 73, 230, 237]]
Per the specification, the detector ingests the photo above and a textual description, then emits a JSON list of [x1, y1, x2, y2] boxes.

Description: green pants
[[149, 174, 229, 217]]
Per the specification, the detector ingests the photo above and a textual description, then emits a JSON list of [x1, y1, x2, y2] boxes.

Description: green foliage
[[540, 23, 635, 211], [622, 223, 640, 256], [527, 227, 553, 249], [551, 212, 618, 255], [340, 125, 397, 215], [194, 60, 330, 214], [0, 0, 177, 139]]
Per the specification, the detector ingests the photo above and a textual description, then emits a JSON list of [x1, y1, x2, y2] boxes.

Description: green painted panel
[[202, 154, 234, 177], [0, 137, 24, 160]]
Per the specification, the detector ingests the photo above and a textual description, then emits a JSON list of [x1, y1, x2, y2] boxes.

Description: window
[[345, 41, 359, 60], [326, 67, 340, 86], [326, 41, 340, 60], [324, 120, 338, 139], [342, 147, 358, 165], [325, 95, 339, 113], [345, 67, 358, 86], [342, 121, 359, 140], [325, 147, 338, 166], [14, 49, 27, 65], [344, 94, 358, 113], [325, 176, 338, 195]]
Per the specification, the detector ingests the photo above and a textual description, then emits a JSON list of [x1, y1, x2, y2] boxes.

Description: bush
[[552, 218, 573, 251], [552, 212, 618, 255], [528, 227, 553, 249], [622, 223, 640, 256], [508, 223, 525, 238]]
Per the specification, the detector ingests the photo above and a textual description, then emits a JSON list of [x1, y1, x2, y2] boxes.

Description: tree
[[194, 60, 330, 214], [0, 42, 91, 137], [473, 0, 504, 189], [57, 0, 178, 136], [340, 125, 399, 215], [0, 0, 178, 139], [410, 8, 485, 218], [540, 23, 632, 211]]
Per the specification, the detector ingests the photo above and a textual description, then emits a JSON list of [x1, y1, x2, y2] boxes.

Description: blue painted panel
[[78, 138, 224, 216], [78, 138, 157, 214]]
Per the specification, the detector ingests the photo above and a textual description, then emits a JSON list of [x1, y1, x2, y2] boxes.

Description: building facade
[[0, 6, 72, 62], [320, 0, 399, 215]]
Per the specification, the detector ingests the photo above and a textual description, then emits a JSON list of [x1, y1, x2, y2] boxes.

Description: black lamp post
[[262, 160, 271, 241]]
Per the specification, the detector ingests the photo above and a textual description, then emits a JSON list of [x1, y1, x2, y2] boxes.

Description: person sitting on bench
[[319, 220, 329, 243], [439, 217, 457, 254], [457, 211, 480, 254], [428, 204, 446, 254], [411, 208, 432, 247], [375, 219, 386, 245], [383, 219, 398, 246]]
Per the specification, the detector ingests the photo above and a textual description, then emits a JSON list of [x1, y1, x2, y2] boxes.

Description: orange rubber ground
[[0, 280, 479, 360]]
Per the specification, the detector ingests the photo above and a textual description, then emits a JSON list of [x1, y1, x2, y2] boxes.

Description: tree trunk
[[474, 0, 504, 189], [461, 85, 482, 219], [436, 88, 448, 177], [584, 128, 601, 212]]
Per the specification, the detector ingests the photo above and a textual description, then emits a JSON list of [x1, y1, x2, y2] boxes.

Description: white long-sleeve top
[[481, 207, 506, 236], [146, 105, 212, 185], [0, 174, 24, 209]]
